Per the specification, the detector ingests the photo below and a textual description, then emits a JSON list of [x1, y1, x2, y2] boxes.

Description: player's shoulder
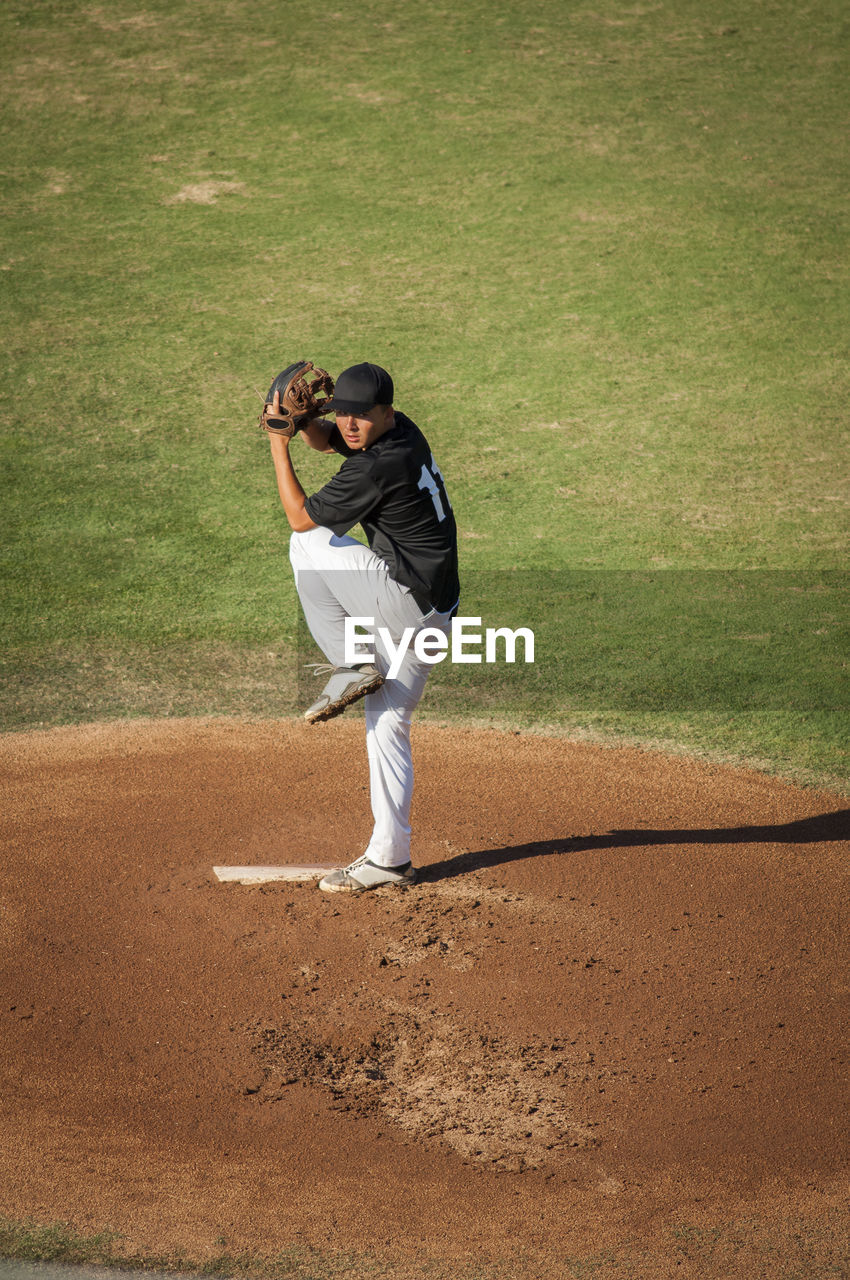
[[374, 412, 430, 460], [391, 410, 423, 439]]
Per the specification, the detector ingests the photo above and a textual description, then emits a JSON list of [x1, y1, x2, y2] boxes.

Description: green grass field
[[1, 0, 847, 787]]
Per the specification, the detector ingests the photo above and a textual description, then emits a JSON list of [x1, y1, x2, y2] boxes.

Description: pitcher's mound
[[1, 718, 847, 1279]]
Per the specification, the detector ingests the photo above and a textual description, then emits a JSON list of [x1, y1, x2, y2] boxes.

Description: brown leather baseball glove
[[259, 361, 335, 437]]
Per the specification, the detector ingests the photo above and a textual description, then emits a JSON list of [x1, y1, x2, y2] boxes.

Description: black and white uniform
[[290, 412, 459, 868]]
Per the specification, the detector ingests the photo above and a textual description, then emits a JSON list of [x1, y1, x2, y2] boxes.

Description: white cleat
[[318, 855, 417, 893], [304, 664, 384, 724]]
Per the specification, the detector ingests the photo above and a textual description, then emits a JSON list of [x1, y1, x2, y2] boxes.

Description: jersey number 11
[[417, 457, 452, 523]]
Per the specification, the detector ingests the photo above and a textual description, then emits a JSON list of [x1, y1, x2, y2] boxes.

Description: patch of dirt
[[245, 1006, 599, 1173], [165, 180, 246, 205], [0, 717, 848, 1278]]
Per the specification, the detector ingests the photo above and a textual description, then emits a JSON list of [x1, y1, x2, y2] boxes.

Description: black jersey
[[304, 412, 460, 615]]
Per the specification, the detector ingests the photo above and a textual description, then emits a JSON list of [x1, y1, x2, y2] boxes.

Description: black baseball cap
[[323, 362, 394, 414]]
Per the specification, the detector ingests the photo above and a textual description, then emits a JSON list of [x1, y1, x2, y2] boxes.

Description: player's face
[[336, 405, 394, 451]]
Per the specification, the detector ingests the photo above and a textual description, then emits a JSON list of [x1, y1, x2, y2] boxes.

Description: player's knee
[[289, 526, 323, 565], [370, 705, 413, 750]]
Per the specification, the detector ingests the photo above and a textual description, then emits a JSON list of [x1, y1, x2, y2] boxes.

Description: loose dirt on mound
[[0, 718, 848, 1280]]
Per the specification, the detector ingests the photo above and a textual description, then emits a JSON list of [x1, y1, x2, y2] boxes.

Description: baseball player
[[262, 362, 459, 893]]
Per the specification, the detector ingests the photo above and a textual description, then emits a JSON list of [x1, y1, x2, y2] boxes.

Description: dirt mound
[[1, 718, 847, 1279]]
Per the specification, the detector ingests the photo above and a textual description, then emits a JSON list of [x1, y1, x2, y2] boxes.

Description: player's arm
[[300, 417, 338, 454], [267, 433, 318, 532]]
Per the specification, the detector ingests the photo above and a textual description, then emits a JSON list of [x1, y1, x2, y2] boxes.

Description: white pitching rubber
[[213, 865, 336, 885]]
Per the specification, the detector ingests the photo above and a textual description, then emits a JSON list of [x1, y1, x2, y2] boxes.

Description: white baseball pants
[[289, 526, 451, 868]]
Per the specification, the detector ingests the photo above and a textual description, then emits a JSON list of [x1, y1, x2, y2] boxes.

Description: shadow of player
[[420, 808, 850, 883]]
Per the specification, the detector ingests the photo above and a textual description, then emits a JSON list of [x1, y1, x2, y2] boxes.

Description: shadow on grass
[[421, 809, 850, 883]]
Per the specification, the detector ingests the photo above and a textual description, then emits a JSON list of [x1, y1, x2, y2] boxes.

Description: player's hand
[[262, 390, 295, 441]]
